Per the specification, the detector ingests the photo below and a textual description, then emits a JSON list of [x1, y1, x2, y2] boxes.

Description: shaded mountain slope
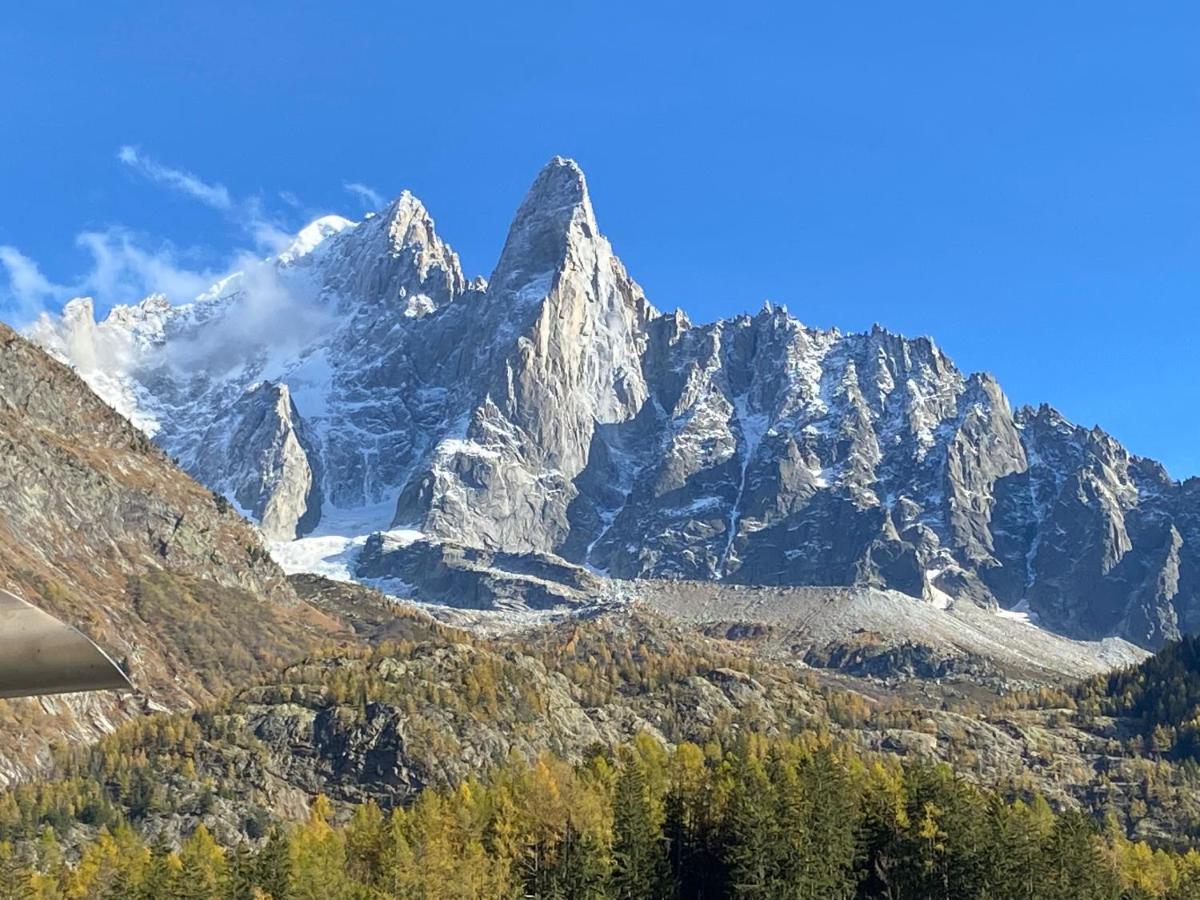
[[0, 324, 352, 784]]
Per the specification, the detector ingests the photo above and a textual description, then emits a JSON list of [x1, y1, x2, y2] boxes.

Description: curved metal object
[[0, 589, 132, 699]]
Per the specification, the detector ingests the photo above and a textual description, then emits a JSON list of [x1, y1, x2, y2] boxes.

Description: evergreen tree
[[546, 822, 610, 900], [666, 741, 721, 899], [176, 825, 226, 900], [7, 730, 1200, 900], [611, 753, 670, 900], [255, 828, 292, 900], [344, 800, 385, 887], [797, 747, 860, 898], [723, 752, 778, 899], [139, 834, 179, 900], [378, 810, 416, 897], [0, 842, 29, 900], [1042, 810, 1119, 900], [225, 842, 259, 900], [856, 762, 907, 900], [289, 796, 349, 900]]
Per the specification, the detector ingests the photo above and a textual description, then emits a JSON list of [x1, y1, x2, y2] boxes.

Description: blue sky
[[2, 3, 1198, 475]]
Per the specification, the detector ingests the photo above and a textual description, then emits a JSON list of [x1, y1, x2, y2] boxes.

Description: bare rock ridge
[[205, 381, 323, 541], [27, 157, 1200, 648]]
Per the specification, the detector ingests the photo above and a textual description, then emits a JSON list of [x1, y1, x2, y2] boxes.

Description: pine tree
[[344, 800, 385, 887], [255, 827, 292, 900], [857, 762, 907, 900], [798, 747, 860, 898], [723, 753, 778, 899], [138, 834, 179, 900], [0, 841, 30, 900], [176, 825, 226, 900], [611, 753, 670, 900], [379, 808, 416, 897], [34, 829, 62, 876], [666, 741, 719, 899], [1042, 809, 1119, 900], [547, 822, 610, 900], [289, 796, 349, 900], [226, 842, 259, 900], [984, 795, 1054, 900]]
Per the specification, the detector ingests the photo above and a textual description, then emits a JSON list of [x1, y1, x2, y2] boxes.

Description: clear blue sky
[[2, 2, 1198, 476]]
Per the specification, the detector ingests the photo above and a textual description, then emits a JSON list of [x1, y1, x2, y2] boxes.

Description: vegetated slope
[[30, 158, 1200, 649], [9, 731, 1186, 900], [1076, 633, 1200, 762], [5, 589, 1200, 859], [0, 324, 350, 784]]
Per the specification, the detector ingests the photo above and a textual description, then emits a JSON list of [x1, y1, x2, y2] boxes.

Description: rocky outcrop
[[393, 158, 656, 553], [356, 533, 603, 611], [194, 382, 323, 540], [984, 405, 1192, 645]]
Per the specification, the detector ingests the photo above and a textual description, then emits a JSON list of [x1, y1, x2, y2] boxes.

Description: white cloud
[[74, 229, 218, 307], [0, 229, 223, 328], [0, 246, 69, 320], [240, 196, 292, 253], [117, 145, 293, 253], [163, 251, 334, 376], [344, 181, 383, 210], [117, 145, 232, 210], [1, 148, 351, 330]]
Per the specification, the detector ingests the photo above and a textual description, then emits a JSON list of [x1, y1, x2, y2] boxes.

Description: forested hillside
[[2, 734, 1199, 899], [1077, 634, 1200, 763], [2, 594, 1200, 897], [0, 325, 352, 783]]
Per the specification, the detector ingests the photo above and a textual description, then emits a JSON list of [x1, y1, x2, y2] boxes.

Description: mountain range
[[27, 157, 1198, 649]]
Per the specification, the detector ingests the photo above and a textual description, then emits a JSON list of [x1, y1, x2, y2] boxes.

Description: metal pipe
[[0, 589, 132, 699]]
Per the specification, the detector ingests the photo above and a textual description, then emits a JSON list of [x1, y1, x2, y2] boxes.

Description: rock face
[[357, 533, 604, 611], [195, 381, 323, 540], [394, 159, 656, 554], [26, 157, 1200, 648]]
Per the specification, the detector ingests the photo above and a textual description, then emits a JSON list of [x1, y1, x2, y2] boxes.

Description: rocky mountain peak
[[277, 215, 355, 265], [316, 189, 466, 315], [1017, 402, 1072, 431], [487, 156, 598, 298], [381, 191, 438, 250]]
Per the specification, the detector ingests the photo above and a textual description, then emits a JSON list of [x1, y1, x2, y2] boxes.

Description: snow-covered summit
[[278, 214, 356, 264]]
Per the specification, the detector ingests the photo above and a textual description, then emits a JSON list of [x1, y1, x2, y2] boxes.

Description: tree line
[[2, 731, 1199, 899]]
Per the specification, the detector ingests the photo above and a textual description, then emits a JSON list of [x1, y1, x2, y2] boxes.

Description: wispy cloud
[[0, 230, 220, 327], [1, 148, 353, 329], [0, 246, 69, 322], [74, 229, 218, 307], [117, 145, 292, 253], [344, 181, 383, 210], [117, 145, 232, 210]]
